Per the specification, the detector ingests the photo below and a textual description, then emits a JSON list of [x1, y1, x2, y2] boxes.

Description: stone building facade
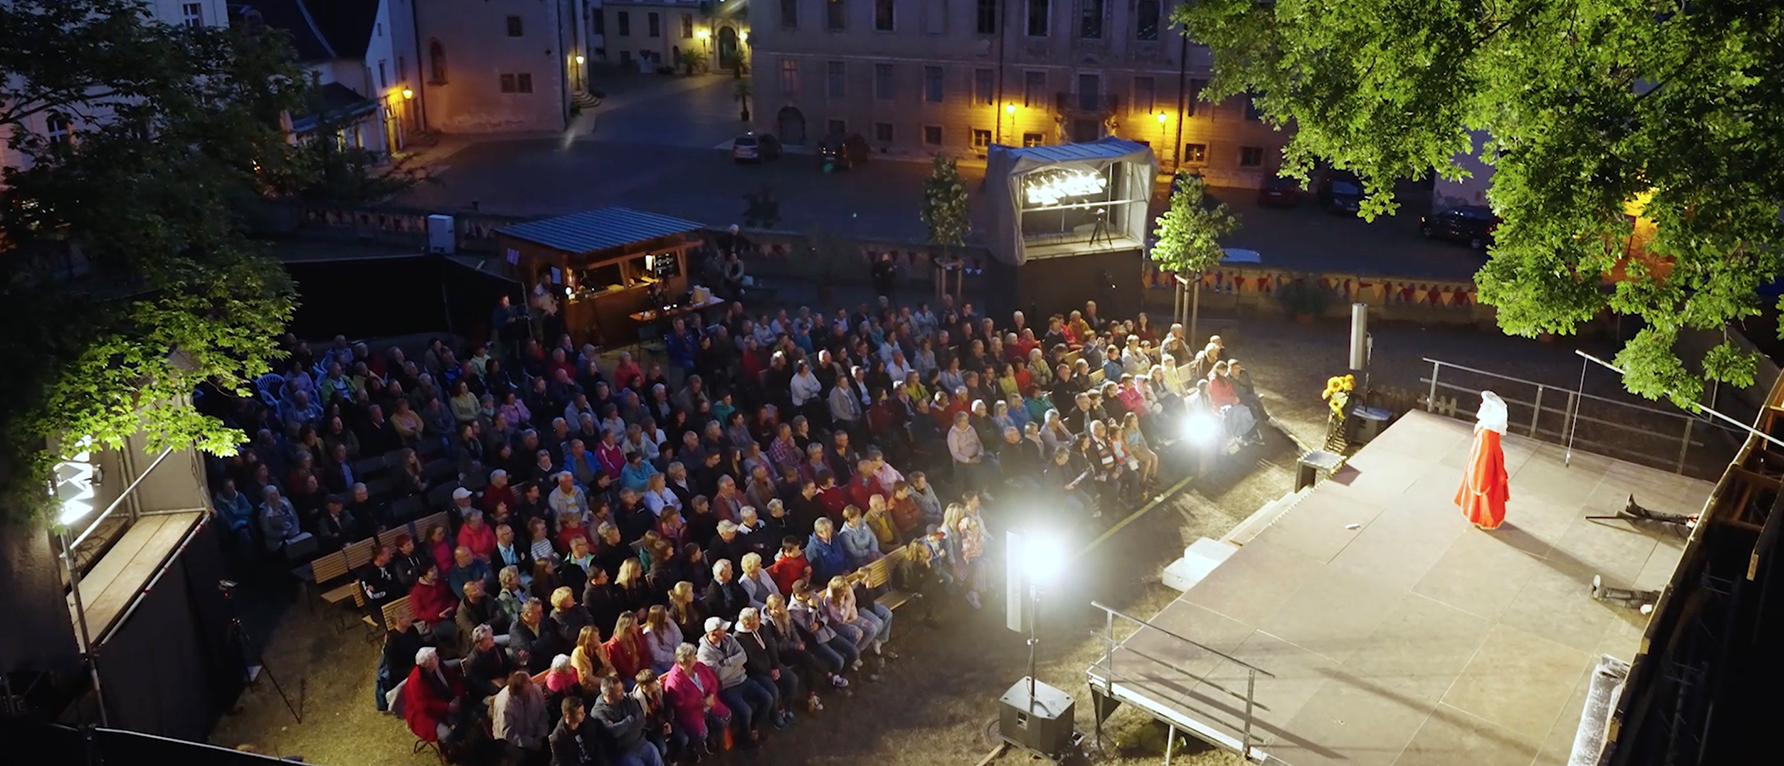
[[416, 0, 575, 133], [748, 0, 1291, 187]]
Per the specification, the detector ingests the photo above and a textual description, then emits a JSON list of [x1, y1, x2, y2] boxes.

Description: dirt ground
[[210, 315, 1671, 766]]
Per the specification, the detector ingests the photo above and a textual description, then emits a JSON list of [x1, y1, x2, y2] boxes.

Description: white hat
[[453, 487, 472, 500], [704, 616, 731, 633]]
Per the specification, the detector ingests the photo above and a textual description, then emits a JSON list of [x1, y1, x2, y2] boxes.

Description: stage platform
[[1088, 410, 1711, 765], [71, 511, 207, 645]]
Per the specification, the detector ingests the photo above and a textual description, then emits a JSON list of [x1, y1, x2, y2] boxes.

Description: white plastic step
[[1162, 538, 1239, 592]]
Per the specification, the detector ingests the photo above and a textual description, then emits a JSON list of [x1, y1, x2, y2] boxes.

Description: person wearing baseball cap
[[696, 614, 777, 745]]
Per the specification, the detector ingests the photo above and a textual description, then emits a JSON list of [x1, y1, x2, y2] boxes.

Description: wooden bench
[[411, 511, 450, 542], [343, 538, 377, 570], [856, 545, 914, 612], [381, 595, 414, 631], [302, 550, 360, 628]]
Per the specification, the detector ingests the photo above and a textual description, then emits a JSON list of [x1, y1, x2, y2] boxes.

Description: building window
[[973, 68, 994, 106], [1022, 132, 1044, 147], [1026, 0, 1049, 37], [781, 0, 798, 29], [827, 0, 846, 30], [923, 125, 943, 145], [1132, 76, 1155, 114], [616, 11, 631, 36], [923, 66, 944, 103], [875, 0, 895, 31], [1079, 0, 1104, 39], [875, 122, 894, 142], [827, 61, 846, 98], [780, 59, 799, 95], [181, 2, 204, 27], [46, 113, 74, 147], [500, 74, 515, 92], [499, 74, 534, 93], [1245, 94, 1264, 121], [1188, 79, 1207, 116], [506, 15, 523, 36], [1184, 143, 1207, 163], [1023, 70, 1045, 107], [378, 60, 388, 90], [925, 0, 947, 35], [1136, 0, 1160, 40], [1240, 146, 1263, 167], [593, 12, 605, 34], [976, 0, 997, 34], [828, 119, 846, 136], [648, 12, 660, 37], [971, 128, 992, 148], [428, 39, 447, 83], [682, 14, 694, 38], [874, 64, 894, 100]]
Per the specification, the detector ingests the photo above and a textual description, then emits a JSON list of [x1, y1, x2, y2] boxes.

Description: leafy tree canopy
[[920, 154, 971, 249], [0, 0, 400, 525], [1151, 173, 1240, 274], [1179, 0, 1784, 405]]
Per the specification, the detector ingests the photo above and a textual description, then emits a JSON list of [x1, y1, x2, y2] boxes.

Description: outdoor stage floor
[[1089, 410, 1712, 766]]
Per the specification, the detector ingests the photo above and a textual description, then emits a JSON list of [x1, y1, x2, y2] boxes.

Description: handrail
[[1421, 357, 1707, 421], [1090, 600, 1275, 677], [1089, 633, 1255, 704]]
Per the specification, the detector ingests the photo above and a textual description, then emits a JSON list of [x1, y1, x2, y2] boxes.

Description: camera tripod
[[219, 580, 302, 723]]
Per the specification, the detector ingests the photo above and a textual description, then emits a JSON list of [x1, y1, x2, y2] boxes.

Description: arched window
[[428, 39, 447, 84]]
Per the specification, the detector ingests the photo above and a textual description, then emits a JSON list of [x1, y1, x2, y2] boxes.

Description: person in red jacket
[[766, 538, 812, 595], [846, 460, 885, 511], [409, 563, 459, 644], [815, 472, 849, 522], [403, 647, 466, 746]]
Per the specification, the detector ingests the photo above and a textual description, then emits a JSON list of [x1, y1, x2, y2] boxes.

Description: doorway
[[718, 27, 740, 70], [777, 106, 807, 145]]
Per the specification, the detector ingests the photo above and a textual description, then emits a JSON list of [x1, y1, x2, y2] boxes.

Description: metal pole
[[1243, 669, 1256, 760], [1164, 722, 1176, 765], [1174, 34, 1187, 171], [1676, 415, 1694, 475], [1530, 385, 1545, 437], [1426, 360, 1441, 412], [60, 526, 109, 726], [1563, 391, 1579, 467], [1576, 348, 1784, 451], [1026, 582, 1038, 716]]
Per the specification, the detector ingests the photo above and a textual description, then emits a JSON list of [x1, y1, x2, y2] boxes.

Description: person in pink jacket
[[662, 642, 730, 756]]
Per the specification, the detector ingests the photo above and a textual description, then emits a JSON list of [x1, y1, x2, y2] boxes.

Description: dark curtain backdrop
[[284, 255, 519, 344], [93, 518, 242, 742], [0, 718, 296, 766], [987, 248, 1144, 323], [0, 522, 80, 674]]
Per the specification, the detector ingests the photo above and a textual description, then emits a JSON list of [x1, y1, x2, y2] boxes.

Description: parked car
[[818, 132, 870, 171], [1318, 171, 1362, 215], [1421, 205, 1500, 250], [732, 132, 782, 163], [1256, 177, 1300, 207]]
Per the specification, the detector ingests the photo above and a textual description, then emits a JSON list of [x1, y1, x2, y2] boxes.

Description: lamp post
[[1155, 111, 1168, 163], [696, 28, 711, 73], [1002, 103, 1016, 146]]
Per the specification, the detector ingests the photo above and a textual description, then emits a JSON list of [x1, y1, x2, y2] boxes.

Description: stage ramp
[[1087, 410, 1713, 765]]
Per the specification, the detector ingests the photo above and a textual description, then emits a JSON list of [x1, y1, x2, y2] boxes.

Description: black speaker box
[[998, 677, 1076, 758]]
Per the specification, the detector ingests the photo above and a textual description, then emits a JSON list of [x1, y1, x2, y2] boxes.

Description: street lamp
[[400, 87, 413, 100], [574, 54, 585, 65]]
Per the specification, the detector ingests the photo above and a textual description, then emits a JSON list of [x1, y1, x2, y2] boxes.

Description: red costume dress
[[1455, 423, 1509, 530]]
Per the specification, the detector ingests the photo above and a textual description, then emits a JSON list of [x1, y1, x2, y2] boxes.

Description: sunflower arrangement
[[1321, 374, 1356, 416]]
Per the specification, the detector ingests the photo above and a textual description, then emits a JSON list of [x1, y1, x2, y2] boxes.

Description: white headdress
[[1475, 391, 1508, 435]]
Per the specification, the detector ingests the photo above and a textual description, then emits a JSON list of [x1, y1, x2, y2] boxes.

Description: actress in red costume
[[1455, 391, 1509, 530]]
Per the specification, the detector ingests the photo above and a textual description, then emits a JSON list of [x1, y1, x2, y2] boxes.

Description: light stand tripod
[[219, 580, 302, 723]]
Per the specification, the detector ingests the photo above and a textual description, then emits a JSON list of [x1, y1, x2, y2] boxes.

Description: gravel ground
[[209, 314, 1703, 766]]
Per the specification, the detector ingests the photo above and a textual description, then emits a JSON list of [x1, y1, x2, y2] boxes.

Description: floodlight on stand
[[1020, 531, 1065, 587], [52, 449, 98, 528]]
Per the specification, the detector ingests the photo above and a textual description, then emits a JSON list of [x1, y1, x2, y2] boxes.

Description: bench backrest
[[411, 511, 450, 543], [309, 550, 350, 585], [382, 595, 413, 629], [857, 545, 908, 590], [343, 538, 377, 570]]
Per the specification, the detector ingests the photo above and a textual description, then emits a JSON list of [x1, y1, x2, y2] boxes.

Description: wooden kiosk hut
[[497, 207, 708, 345]]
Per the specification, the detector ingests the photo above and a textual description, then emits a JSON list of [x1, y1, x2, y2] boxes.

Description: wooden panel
[[308, 551, 350, 585], [343, 538, 377, 570], [73, 512, 204, 643], [382, 596, 413, 629]]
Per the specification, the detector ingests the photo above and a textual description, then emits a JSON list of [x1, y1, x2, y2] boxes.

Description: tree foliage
[[1150, 173, 1240, 274], [920, 154, 971, 250], [0, 0, 316, 525], [1178, 0, 1784, 405]]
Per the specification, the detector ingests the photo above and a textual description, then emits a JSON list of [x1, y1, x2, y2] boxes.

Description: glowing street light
[[1005, 103, 1016, 115], [574, 54, 585, 64], [1155, 111, 1168, 124], [400, 87, 413, 100], [696, 28, 711, 40]]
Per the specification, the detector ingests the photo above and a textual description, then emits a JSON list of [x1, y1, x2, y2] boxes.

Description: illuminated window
[[1022, 132, 1043, 147], [971, 129, 992, 148], [1183, 143, 1207, 163], [780, 59, 799, 95], [181, 3, 203, 27]]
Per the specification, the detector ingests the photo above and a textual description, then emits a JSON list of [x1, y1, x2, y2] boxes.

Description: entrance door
[[777, 106, 807, 145], [1077, 74, 1100, 111], [718, 27, 740, 70]]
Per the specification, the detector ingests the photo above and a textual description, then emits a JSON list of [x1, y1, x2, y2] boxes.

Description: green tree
[[920, 154, 971, 260], [1150, 173, 1239, 274], [1178, 0, 1784, 405], [0, 0, 308, 524]]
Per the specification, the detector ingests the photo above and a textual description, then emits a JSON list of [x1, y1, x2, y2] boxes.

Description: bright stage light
[[1022, 169, 1107, 206], [1183, 412, 1221, 446], [1020, 530, 1066, 587], [53, 447, 98, 527]]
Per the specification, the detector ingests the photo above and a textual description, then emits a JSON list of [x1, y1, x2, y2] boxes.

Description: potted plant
[[1277, 275, 1332, 324]]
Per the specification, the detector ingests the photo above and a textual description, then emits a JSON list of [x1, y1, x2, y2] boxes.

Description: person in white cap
[[449, 486, 476, 523], [696, 615, 777, 745]]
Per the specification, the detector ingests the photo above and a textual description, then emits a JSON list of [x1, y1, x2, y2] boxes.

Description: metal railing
[[1088, 601, 1273, 762], [1420, 357, 1741, 476]]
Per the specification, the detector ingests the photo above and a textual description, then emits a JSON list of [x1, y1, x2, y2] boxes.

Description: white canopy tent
[[984, 138, 1159, 266]]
